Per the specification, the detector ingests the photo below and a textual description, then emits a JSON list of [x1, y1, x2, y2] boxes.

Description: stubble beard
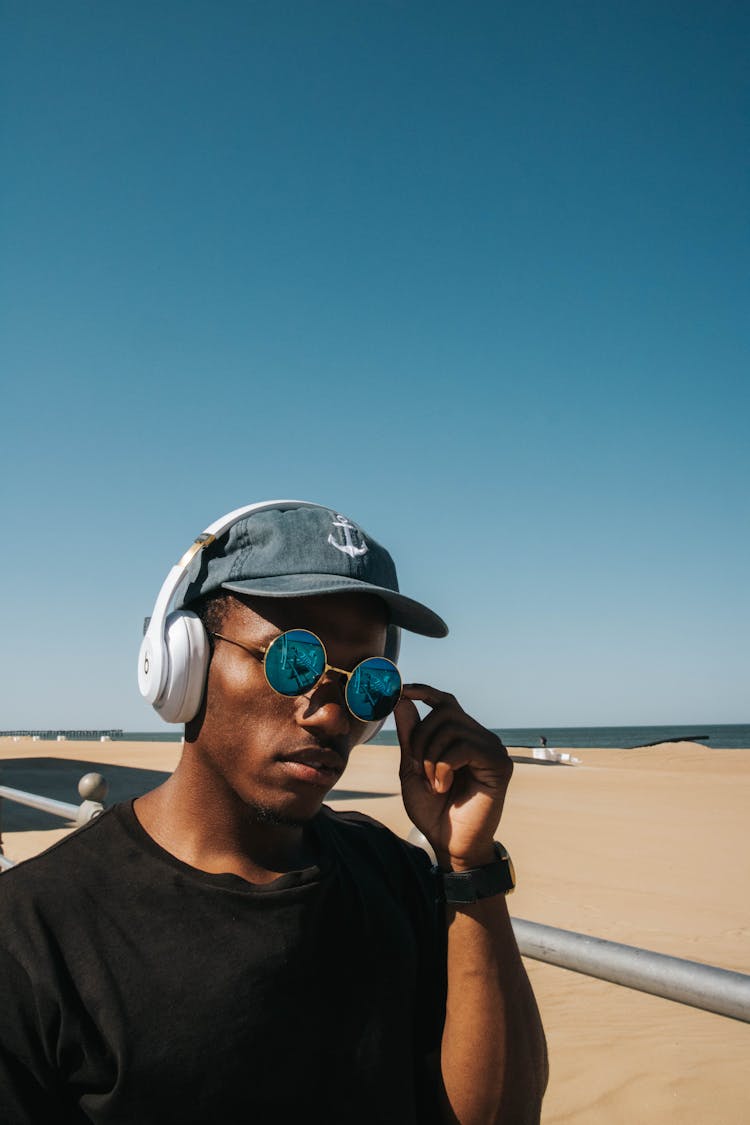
[[242, 796, 314, 828]]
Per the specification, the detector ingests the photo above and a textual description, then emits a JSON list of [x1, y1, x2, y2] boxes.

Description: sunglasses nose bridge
[[323, 662, 352, 683], [295, 666, 354, 735], [312, 664, 352, 706]]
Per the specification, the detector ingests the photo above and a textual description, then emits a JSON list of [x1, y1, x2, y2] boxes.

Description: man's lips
[[276, 747, 345, 787]]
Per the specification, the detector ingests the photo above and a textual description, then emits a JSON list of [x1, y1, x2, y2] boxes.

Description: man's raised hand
[[394, 684, 513, 871]]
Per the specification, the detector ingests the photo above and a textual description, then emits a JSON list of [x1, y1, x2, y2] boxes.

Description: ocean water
[[82, 723, 750, 750], [371, 724, 750, 750], [8, 724, 746, 751]]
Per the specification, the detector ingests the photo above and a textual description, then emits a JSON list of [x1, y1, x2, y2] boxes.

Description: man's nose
[[296, 672, 352, 736]]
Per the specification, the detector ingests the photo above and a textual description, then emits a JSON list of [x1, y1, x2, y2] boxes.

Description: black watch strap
[[434, 842, 515, 904]]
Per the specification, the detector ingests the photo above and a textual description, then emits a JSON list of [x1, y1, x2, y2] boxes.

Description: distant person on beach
[[0, 502, 547, 1124], [540, 736, 548, 748]]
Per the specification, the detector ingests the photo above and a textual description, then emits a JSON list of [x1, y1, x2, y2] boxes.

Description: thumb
[[394, 697, 421, 775]]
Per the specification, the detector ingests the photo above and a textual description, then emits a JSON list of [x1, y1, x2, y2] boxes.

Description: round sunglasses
[[210, 628, 402, 723]]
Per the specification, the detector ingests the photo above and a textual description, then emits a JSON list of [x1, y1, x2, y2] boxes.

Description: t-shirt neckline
[[114, 799, 333, 894]]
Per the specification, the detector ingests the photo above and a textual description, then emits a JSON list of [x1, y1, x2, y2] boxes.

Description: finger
[[410, 716, 479, 767], [401, 685, 490, 754], [416, 714, 508, 769], [432, 742, 514, 791], [394, 697, 422, 774], [434, 759, 455, 795], [406, 708, 507, 794], [418, 730, 488, 793], [400, 683, 461, 712], [430, 739, 485, 793]]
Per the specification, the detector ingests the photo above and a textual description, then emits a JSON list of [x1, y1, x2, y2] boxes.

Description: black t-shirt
[[0, 802, 446, 1124]]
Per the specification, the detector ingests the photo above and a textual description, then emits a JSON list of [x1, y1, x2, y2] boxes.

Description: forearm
[[439, 894, 548, 1125], [395, 691, 547, 1121]]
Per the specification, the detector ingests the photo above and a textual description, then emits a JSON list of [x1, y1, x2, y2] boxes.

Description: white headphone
[[137, 499, 401, 740]]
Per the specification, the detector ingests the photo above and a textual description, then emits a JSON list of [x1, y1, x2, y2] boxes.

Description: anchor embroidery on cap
[[328, 514, 368, 558]]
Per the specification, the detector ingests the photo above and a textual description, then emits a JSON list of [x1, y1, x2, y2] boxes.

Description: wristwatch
[[434, 842, 516, 904]]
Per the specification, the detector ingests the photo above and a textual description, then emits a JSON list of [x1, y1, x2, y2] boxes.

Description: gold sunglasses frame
[[209, 628, 402, 721]]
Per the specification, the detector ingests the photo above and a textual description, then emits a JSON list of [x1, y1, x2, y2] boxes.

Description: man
[[0, 502, 547, 1123]]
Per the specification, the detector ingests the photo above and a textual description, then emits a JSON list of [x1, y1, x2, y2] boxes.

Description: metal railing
[[406, 826, 750, 1024], [0, 773, 108, 869], [511, 917, 750, 1024]]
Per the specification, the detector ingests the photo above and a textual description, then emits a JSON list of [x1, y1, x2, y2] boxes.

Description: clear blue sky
[[2, 1, 748, 729]]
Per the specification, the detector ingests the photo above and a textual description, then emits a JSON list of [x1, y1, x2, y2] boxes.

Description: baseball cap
[[174, 505, 448, 638]]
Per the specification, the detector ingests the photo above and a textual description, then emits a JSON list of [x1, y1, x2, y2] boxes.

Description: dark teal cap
[[175, 505, 448, 638]]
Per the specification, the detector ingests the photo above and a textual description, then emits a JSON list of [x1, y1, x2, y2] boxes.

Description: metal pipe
[[0, 785, 80, 821], [0, 786, 102, 826], [406, 826, 750, 1022], [512, 917, 750, 1023]]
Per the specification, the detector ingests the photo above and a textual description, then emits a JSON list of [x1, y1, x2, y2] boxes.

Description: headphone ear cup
[[360, 625, 402, 745], [155, 611, 210, 724]]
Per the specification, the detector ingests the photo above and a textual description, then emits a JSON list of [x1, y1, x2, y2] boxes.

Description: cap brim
[[220, 574, 448, 638]]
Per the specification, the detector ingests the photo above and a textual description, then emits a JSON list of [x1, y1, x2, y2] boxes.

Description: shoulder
[[318, 805, 434, 885], [1, 802, 126, 880], [0, 804, 130, 937], [319, 805, 421, 851]]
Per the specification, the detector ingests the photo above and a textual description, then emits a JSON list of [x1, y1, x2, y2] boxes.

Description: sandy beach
[[1, 736, 748, 1123]]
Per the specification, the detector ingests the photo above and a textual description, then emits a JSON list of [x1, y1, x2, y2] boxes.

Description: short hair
[[189, 591, 231, 636]]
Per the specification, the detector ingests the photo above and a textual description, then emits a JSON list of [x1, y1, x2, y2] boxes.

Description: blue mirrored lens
[[264, 630, 326, 696], [346, 658, 402, 721]]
